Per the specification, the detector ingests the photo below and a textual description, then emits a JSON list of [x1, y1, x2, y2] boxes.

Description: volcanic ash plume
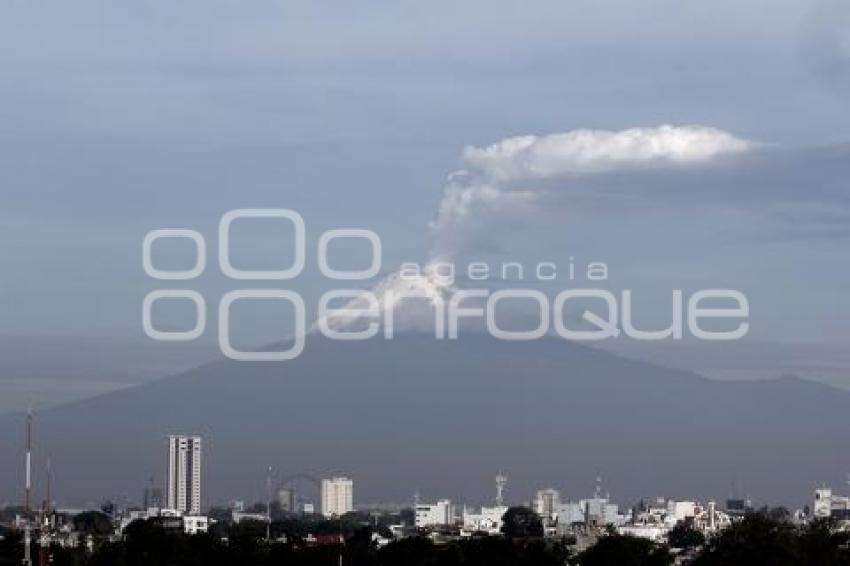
[[321, 124, 753, 332], [313, 262, 457, 335], [428, 124, 751, 261]]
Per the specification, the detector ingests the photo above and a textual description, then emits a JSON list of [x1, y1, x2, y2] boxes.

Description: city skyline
[[5, 412, 846, 514]]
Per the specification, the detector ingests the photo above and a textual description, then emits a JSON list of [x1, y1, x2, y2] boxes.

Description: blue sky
[[1, 0, 850, 410]]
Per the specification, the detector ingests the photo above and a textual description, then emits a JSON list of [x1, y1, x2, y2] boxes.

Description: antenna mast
[[25, 410, 32, 512], [496, 473, 507, 507], [23, 410, 33, 566], [266, 466, 273, 542], [46, 458, 52, 516]]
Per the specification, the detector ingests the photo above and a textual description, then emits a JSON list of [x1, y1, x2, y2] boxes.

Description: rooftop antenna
[[496, 473, 507, 507], [46, 458, 52, 517]]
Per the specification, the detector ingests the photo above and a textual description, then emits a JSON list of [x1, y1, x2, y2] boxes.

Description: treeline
[[2, 510, 850, 565]]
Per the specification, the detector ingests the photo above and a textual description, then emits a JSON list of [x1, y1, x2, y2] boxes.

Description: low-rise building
[[415, 500, 454, 528], [232, 511, 268, 524], [120, 507, 210, 536], [462, 505, 507, 535], [183, 515, 209, 535], [813, 487, 850, 521], [618, 524, 667, 542]]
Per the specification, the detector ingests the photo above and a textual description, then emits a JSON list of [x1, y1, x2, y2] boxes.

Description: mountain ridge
[[0, 334, 845, 509]]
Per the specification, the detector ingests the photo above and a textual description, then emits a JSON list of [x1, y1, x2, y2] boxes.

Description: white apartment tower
[[534, 488, 561, 517], [167, 435, 202, 515], [321, 477, 353, 517]]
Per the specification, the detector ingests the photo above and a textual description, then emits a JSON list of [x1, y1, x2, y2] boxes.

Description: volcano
[[0, 331, 847, 509]]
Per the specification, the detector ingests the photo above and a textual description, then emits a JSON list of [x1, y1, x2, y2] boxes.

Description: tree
[[74, 511, 114, 537], [758, 505, 791, 523], [100, 500, 116, 517], [121, 519, 179, 566], [0, 530, 22, 566], [500, 506, 544, 538], [575, 534, 672, 566], [378, 537, 438, 566], [797, 518, 850, 566], [344, 526, 379, 566], [206, 507, 233, 524], [693, 513, 801, 566], [667, 521, 705, 550]]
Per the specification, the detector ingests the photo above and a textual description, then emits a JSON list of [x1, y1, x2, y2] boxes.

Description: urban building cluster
[[411, 477, 750, 551], [4, 417, 850, 564]]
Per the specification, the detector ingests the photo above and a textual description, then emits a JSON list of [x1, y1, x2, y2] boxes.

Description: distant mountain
[[0, 334, 845, 509]]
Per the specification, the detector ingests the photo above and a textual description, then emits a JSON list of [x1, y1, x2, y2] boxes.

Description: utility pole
[[266, 466, 272, 543], [46, 459, 51, 515], [25, 411, 32, 512], [45, 458, 52, 527], [23, 410, 33, 566], [23, 526, 31, 566]]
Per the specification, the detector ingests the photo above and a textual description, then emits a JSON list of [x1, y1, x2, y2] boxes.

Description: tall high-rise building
[[166, 435, 202, 516], [320, 477, 353, 518]]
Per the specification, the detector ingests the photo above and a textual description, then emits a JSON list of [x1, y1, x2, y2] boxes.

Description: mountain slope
[[0, 334, 845, 508]]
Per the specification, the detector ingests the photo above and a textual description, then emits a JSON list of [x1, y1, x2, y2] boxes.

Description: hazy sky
[[2, 0, 850, 410]]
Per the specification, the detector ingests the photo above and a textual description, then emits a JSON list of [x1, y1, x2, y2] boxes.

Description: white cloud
[[462, 124, 752, 182]]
